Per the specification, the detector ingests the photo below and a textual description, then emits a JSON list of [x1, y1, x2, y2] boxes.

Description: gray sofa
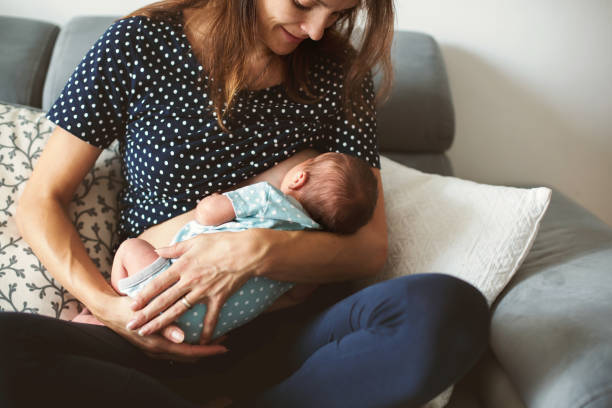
[[1, 14, 611, 408]]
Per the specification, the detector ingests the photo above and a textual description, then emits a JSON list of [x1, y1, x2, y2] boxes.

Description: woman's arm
[[17, 126, 115, 308], [16, 125, 227, 359]]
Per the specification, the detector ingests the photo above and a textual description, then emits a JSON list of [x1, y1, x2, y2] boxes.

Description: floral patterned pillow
[[0, 102, 123, 320]]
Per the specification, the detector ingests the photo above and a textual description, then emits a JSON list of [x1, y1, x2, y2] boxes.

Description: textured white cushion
[[0, 102, 122, 319], [363, 156, 552, 304]]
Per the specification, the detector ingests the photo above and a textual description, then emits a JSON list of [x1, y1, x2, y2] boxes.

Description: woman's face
[[255, 0, 359, 55]]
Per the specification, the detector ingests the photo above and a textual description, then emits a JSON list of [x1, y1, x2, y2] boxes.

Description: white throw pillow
[[0, 102, 122, 320], [359, 155, 551, 304]]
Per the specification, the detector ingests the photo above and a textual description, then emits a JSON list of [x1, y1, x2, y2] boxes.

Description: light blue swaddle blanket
[[118, 182, 320, 343]]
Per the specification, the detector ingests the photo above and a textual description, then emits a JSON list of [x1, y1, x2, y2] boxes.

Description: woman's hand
[[125, 229, 266, 345], [95, 293, 229, 362]]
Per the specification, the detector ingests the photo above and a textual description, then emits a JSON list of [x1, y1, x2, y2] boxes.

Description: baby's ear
[[290, 170, 308, 190]]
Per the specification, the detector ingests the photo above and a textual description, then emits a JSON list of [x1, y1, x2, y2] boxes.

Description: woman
[[2, 0, 489, 406]]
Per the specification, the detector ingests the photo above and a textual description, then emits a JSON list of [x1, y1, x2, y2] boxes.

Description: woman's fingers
[[100, 295, 227, 360], [138, 333, 228, 361], [161, 324, 186, 344], [130, 263, 181, 312], [128, 278, 185, 331], [199, 298, 224, 345], [154, 240, 190, 260], [127, 234, 255, 343], [135, 291, 192, 336], [130, 240, 193, 311], [211, 335, 229, 345]]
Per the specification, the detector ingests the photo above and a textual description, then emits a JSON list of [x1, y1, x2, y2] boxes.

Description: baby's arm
[[195, 193, 236, 225], [195, 193, 236, 226]]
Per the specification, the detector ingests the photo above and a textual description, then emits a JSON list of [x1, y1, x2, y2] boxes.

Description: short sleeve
[[317, 71, 380, 169], [223, 182, 270, 219], [263, 186, 321, 230], [45, 18, 139, 148]]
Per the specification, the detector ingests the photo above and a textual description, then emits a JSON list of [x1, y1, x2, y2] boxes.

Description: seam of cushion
[[28, 27, 58, 108], [44, 23, 76, 110], [577, 383, 612, 408]]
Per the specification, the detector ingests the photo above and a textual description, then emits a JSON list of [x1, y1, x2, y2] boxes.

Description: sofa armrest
[[491, 189, 612, 408]]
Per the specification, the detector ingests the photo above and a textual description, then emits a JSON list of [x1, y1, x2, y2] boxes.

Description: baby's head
[[280, 152, 378, 234]]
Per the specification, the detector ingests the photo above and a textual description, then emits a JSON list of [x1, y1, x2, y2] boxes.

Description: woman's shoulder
[[102, 13, 183, 41], [101, 15, 147, 35], [91, 13, 187, 64]]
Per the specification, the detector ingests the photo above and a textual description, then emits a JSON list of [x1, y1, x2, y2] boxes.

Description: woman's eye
[[292, 0, 310, 11]]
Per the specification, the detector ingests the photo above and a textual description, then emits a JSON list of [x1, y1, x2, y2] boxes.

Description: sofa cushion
[[0, 102, 122, 319], [355, 156, 552, 305], [491, 189, 612, 408], [0, 16, 59, 108], [42, 16, 119, 111], [375, 31, 455, 154]]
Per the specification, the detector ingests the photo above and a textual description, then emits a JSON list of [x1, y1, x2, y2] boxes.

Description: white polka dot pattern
[[176, 276, 293, 343], [45, 14, 379, 242]]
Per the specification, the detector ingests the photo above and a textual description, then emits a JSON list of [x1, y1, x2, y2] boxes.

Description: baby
[[76, 152, 378, 343]]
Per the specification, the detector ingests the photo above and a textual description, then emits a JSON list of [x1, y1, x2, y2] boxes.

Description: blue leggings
[[0, 274, 489, 408]]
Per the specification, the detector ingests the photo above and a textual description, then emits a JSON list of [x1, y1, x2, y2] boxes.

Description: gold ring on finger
[[181, 296, 193, 309]]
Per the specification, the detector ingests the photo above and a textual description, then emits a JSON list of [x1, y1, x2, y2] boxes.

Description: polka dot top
[[46, 14, 380, 241]]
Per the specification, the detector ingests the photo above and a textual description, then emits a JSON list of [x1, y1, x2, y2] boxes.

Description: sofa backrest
[[42, 16, 454, 154], [42, 16, 118, 113], [0, 15, 59, 108]]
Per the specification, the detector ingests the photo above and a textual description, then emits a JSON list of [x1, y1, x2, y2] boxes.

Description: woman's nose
[[300, 12, 330, 41]]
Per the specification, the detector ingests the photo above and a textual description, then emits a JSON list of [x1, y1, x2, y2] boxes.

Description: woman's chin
[[269, 42, 300, 56], [266, 27, 304, 55]]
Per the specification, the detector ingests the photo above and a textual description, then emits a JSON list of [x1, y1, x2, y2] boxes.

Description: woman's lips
[[281, 27, 305, 44]]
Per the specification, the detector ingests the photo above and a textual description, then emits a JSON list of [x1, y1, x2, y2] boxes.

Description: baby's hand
[[195, 193, 236, 226]]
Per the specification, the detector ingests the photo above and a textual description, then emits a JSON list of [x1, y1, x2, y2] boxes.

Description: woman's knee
[[361, 274, 490, 347]]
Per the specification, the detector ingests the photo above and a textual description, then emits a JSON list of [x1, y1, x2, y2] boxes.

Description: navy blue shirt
[[46, 15, 380, 241]]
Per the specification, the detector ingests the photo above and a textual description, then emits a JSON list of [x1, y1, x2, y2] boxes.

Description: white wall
[[395, 0, 612, 227], [3, 0, 612, 226]]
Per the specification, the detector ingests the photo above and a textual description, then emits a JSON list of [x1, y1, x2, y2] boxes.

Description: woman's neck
[[182, 6, 285, 90]]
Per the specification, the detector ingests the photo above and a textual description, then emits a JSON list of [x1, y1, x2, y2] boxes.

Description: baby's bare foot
[[72, 308, 104, 326]]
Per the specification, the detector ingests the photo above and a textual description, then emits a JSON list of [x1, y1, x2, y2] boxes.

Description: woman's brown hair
[[124, 0, 394, 130]]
